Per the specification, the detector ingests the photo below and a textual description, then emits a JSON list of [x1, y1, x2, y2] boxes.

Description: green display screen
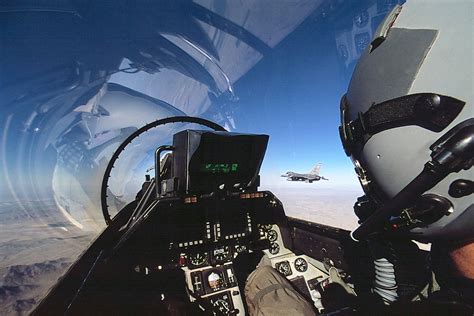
[[200, 163, 239, 174]]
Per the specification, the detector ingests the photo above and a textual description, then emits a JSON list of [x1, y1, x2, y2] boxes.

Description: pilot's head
[[340, 2, 473, 244]]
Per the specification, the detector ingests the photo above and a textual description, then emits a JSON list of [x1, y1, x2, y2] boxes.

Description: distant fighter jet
[[281, 163, 328, 183]]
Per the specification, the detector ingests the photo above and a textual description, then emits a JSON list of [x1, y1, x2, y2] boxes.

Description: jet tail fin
[[310, 163, 321, 175]]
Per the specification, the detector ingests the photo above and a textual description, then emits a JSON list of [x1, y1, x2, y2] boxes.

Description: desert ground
[[0, 200, 94, 315]]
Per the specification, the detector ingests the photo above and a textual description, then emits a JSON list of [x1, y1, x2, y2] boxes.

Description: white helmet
[[340, 1, 473, 243]]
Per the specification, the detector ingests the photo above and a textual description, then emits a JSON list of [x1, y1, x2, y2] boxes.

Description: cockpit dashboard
[[33, 129, 359, 315], [114, 187, 353, 315]]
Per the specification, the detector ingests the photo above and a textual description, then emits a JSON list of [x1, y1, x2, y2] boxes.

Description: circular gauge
[[294, 257, 308, 272], [275, 261, 292, 276], [267, 229, 278, 242], [269, 242, 280, 255], [261, 224, 272, 231], [213, 245, 231, 263], [235, 244, 247, 254], [189, 251, 208, 267], [213, 299, 230, 314]]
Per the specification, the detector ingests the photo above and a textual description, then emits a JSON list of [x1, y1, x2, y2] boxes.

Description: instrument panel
[[155, 193, 285, 315], [128, 192, 312, 315], [178, 224, 278, 315], [184, 262, 244, 315], [174, 222, 287, 270], [179, 223, 348, 315], [184, 242, 249, 269], [270, 252, 331, 312], [258, 225, 353, 313], [165, 205, 257, 253]]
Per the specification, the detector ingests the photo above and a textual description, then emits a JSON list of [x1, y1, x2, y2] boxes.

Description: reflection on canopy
[[1, 0, 320, 230], [0, 0, 403, 313], [104, 121, 221, 221]]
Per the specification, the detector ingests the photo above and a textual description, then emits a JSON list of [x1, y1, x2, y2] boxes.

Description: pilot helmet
[[340, 1, 473, 243]]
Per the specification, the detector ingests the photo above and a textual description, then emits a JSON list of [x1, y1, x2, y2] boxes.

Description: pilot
[[244, 1, 473, 314]]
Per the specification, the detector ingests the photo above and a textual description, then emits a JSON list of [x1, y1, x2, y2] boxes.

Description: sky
[[216, 0, 403, 189], [229, 17, 357, 188], [0, 0, 405, 223]]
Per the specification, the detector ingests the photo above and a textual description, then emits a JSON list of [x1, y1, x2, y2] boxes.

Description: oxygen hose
[[351, 163, 446, 240], [373, 258, 398, 304], [351, 122, 474, 241]]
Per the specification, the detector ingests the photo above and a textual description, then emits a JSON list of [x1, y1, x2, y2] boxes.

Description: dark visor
[[339, 93, 466, 157]]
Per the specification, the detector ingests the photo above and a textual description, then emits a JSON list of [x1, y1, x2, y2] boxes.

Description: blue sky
[[227, 12, 360, 188], [215, 0, 405, 189], [0, 0, 404, 202]]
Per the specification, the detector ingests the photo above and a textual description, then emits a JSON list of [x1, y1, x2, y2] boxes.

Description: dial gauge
[[294, 257, 308, 272], [213, 299, 230, 314], [213, 245, 231, 263], [189, 251, 208, 267], [275, 261, 292, 276], [269, 242, 280, 255], [260, 224, 272, 231], [235, 244, 247, 254], [267, 229, 278, 242], [209, 293, 233, 314]]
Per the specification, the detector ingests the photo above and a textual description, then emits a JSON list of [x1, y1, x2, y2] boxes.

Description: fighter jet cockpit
[[33, 123, 364, 315], [2, 0, 473, 315]]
